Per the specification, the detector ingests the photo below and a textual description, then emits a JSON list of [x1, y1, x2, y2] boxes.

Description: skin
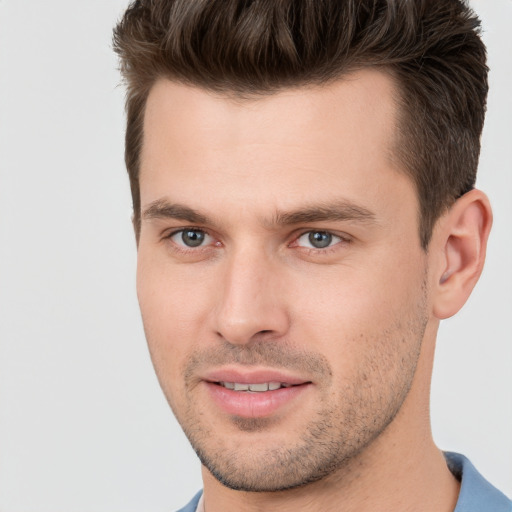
[[136, 69, 492, 511]]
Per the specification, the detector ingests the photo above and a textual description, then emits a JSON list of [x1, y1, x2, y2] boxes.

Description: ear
[[431, 189, 492, 320]]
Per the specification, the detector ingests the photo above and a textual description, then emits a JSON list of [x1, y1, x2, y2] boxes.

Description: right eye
[[169, 229, 212, 248]]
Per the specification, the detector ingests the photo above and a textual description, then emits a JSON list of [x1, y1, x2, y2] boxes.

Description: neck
[[201, 434, 459, 512]]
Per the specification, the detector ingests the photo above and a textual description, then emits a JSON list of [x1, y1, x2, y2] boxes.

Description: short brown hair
[[113, 0, 488, 248]]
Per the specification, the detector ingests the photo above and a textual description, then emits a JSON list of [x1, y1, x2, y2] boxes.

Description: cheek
[[291, 274, 427, 418], [136, 253, 213, 378], [288, 256, 426, 364]]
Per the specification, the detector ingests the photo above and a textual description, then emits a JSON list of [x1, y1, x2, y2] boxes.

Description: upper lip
[[202, 367, 311, 385]]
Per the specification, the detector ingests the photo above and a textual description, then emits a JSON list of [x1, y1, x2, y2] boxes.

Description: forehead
[[142, 69, 398, 161], [139, 69, 413, 222]]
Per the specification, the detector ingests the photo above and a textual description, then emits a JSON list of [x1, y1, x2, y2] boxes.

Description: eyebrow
[[271, 201, 376, 226], [142, 199, 208, 224], [142, 198, 377, 227]]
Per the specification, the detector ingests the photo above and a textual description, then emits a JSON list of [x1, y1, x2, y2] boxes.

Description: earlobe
[[432, 189, 492, 320]]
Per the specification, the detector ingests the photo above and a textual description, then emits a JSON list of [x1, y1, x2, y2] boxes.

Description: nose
[[213, 249, 290, 345]]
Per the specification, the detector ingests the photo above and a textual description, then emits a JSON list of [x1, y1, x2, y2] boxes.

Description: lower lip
[[204, 382, 312, 418]]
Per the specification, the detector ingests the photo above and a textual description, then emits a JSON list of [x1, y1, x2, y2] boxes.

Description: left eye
[[170, 229, 212, 248], [296, 231, 342, 249]]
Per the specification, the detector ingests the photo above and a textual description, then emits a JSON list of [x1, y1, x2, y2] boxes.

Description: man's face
[[137, 70, 431, 491]]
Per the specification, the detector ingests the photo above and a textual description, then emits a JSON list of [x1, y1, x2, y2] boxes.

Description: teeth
[[220, 382, 289, 392], [248, 383, 268, 392]]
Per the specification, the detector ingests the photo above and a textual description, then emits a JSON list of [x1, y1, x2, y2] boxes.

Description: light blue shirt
[[176, 452, 512, 511], [446, 452, 512, 512]]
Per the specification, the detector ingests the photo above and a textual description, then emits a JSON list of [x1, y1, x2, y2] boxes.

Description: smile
[[205, 378, 312, 418], [218, 382, 295, 392]]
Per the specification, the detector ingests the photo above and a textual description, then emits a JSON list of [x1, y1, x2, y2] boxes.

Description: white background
[[0, 1, 510, 511]]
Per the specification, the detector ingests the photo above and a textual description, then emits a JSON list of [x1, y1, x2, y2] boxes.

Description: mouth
[[214, 381, 298, 392], [202, 371, 313, 418]]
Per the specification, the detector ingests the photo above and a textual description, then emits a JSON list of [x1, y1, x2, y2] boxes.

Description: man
[[113, 1, 512, 511]]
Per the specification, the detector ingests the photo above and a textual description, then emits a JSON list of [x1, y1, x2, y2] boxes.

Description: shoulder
[[174, 490, 203, 512], [445, 452, 512, 512]]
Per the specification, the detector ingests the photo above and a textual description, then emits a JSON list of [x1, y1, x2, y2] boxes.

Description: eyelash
[[165, 228, 217, 254], [163, 228, 351, 255], [291, 230, 351, 254]]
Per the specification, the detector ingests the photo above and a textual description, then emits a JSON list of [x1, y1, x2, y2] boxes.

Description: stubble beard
[[150, 280, 429, 493], [168, 317, 426, 492]]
